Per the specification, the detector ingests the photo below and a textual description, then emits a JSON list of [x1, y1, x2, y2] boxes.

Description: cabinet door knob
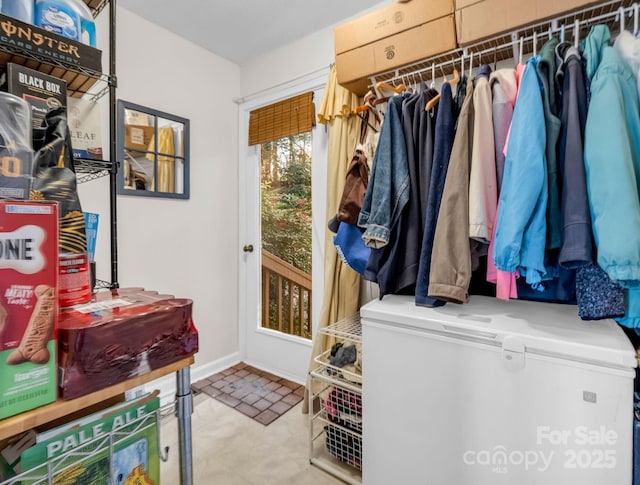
[[243, 244, 254, 253]]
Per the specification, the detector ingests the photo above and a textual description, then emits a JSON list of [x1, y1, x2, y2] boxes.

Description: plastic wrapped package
[[0, 92, 33, 200], [57, 288, 199, 400]]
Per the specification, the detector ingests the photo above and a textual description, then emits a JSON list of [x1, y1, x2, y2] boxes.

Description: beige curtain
[[302, 65, 362, 414], [147, 127, 176, 192]]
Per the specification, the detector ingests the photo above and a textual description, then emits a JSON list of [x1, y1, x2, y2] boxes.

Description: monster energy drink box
[[0, 14, 102, 73]]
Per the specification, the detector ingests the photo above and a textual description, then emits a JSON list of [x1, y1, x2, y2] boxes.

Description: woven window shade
[[249, 92, 315, 146]]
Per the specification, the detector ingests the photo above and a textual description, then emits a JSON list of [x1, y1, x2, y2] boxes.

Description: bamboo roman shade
[[248, 92, 316, 146]]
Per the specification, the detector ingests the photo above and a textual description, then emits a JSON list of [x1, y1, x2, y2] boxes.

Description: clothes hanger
[[574, 19, 580, 48], [425, 68, 460, 111], [469, 51, 474, 78], [376, 80, 406, 95], [619, 6, 626, 34], [518, 36, 523, 65], [430, 63, 436, 90], [634, 3, 639, 37], [352, 89, 383, 122], [560, 24, 566, 44], [533, 31, 538, 57]]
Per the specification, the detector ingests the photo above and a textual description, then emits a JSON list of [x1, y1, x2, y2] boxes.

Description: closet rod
[[376, 0, 635, 87]]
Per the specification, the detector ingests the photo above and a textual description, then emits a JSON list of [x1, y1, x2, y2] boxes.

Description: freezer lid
[[360, 295, 637, 369]]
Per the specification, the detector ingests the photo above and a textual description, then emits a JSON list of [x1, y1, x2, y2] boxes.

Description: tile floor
[[159, 386, 346, 484], [191, 363, 305, 426]]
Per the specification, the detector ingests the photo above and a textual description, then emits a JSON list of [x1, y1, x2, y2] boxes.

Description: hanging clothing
[[453, 74, 468, 125], [334, 222, 370, 275], [583, 25, 640, 327], [358, 94, 411, 248], [415, 88, 439, 218], [492, 57, 548, 288], [469, 64, 497, 246], [337, 150, 369, 225], [427, 78, 475, 303], [555, 42, 593, 269], [490, 68, 517, 193], [303, 65, 361, 415], [615, 30, 640, 103], [364, 89, 438, 297], [583, 25, 610, 98], [536, 38, 562, 251], [147, 127, 176, 192], [486, 68, 519, 300], [416, 82, 455, 306]]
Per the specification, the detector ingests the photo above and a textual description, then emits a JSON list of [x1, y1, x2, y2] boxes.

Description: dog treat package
[[57, 288, 199, 400], [31, 106, 87, 256], [0, 200, 59, 419]]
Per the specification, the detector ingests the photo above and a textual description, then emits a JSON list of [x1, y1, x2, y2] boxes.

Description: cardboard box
[[124, 124, 155, 152], [334, 0, 454, 54], [67, 97, 103, 160], [21, 394, 161, 485], [0, 14, 102, 74], [336, 15, 457, 95], [0, 200, 58, 420], [455, 0, 602, 45], [3, 63, 67, 129]]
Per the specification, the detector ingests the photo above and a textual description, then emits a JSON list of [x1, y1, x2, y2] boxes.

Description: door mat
[[191, 362, 305, 426]]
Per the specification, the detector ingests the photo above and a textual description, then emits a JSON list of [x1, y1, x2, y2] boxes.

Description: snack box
[[0, 200, 58, 419]]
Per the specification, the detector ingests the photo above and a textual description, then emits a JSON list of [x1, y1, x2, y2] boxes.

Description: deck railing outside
[[261, 249, 312, 339]]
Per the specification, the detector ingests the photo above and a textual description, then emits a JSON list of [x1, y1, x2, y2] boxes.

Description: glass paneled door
[[239, 84, 327, 384]]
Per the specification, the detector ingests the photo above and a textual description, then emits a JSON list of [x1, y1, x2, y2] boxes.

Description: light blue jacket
[[492, 57, 548, 287], [583, 25, 640, 327], [358, 94, 410, 248]]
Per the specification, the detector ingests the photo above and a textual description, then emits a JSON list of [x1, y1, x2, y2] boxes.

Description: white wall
[[78, 7, 242, 387], [76, 2, 387, 394], [240, 1, 386, 98]]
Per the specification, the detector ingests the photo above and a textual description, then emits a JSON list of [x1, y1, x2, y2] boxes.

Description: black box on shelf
[[0, 14, 102, 73], [2, 63, 67, 128]]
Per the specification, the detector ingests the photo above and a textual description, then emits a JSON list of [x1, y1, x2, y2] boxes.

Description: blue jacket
[[583, 25, 640, 327], [415, 82, 454, 306], [358, 94, 410, 248], [492, 57, 548, 287]]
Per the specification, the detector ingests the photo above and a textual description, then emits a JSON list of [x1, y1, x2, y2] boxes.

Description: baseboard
[[139, 352, 242, 406], [242, 359, 306, 386]]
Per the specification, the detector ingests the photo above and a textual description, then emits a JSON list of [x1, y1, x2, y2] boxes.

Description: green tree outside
[[261, 133, 312, 274]]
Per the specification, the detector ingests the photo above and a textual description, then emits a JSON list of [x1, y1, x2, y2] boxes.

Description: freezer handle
[[442, 325, 498, 340]]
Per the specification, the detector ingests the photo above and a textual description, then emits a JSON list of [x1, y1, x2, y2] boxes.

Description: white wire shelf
[[311, 364, 362, 392], [319, 313, 362, 342], [310, 445, 362, 484], [313, 404, 363, 436], [0, 408, 162, 485], [313, 349, 362, 387]]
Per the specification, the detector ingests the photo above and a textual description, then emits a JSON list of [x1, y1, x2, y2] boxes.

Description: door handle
[[243, 244, 254, 253]]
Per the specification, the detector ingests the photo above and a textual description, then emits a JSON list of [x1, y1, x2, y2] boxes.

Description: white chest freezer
[[360, 295, 637, 485]]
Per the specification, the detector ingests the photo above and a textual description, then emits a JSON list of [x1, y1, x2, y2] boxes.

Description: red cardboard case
[[57, 288, 199, 400]]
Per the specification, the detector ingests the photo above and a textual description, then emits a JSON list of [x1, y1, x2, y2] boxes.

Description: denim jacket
[[358, 94, 410, 248], [493, 57, 548, 287]]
